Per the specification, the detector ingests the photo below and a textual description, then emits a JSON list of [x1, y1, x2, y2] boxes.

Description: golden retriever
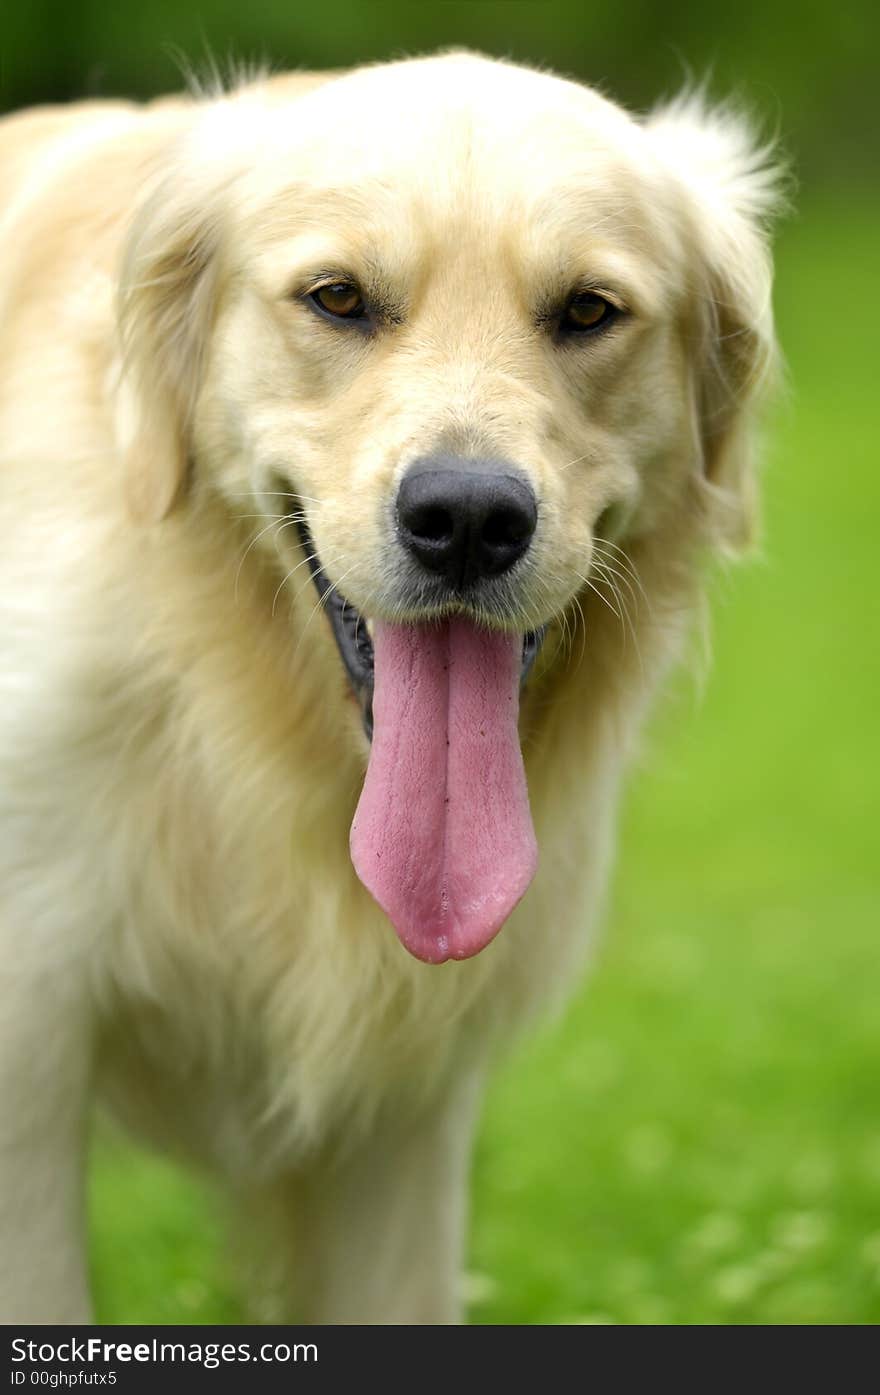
[[0, 52, 780, 1323]]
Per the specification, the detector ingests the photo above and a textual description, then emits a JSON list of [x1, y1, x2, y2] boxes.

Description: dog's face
[[206, 66, 693, 638], [123, 54, 776, 624], [120, 54, 778, 960]]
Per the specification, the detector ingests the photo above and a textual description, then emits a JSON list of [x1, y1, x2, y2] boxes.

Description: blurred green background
[[7, 0, 877, 1326]]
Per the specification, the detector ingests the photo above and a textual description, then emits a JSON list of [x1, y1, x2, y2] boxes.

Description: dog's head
[[119, 53, 781, 962]]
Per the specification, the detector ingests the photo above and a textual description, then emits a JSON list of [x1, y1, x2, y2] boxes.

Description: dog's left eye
[[309, 282, 367, 321], [560, 292, 617, 334]]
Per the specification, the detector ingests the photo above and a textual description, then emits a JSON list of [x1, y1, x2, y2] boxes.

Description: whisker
[[592, 561, 632, 636], [291, 562, 361, 668], [557, 450, 593, 474], [593, 535, 648, 596], [235, 514, 292, 603], [591, 533, 631, 561], [591, 552, 642, 617], [225, 491, 326, 504], [234, 503, 321, 605], [271, 546, 345, 619], [270, 516, 303, 567], [574, 569, 623, 625], [557, 597, 571, 663], [586, 561, 645, 678], [284, 545, 353, 616], [233, 511, 309, 523]]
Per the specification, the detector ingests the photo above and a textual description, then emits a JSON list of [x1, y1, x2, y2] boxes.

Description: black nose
[[396, 456, 537, 590]]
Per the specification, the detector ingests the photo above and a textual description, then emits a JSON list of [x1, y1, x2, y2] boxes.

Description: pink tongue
[[350, 617, 537, 963]]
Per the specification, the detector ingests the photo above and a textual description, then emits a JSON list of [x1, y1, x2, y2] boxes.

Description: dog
[[0, 51, 780, 1323]]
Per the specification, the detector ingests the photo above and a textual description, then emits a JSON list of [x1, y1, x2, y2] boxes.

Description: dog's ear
[[645, 99, 785, 549], [118, 99, 262, 522]]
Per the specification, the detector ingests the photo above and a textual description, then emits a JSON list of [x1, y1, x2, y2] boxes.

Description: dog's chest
[[93, 823, 514, 1178]]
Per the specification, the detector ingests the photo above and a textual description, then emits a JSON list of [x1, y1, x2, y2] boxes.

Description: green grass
[[89, 197, 880, 1324]]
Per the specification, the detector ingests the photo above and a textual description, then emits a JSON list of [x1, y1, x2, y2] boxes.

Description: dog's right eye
[[560, 291, 618, 334], [308, 282, 367, 321]]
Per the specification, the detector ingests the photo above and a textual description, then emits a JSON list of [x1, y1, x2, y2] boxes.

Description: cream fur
[[0, 52, 780, 1324]]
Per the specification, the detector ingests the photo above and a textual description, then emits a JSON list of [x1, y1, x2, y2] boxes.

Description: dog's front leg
[[0, 951, 93, 1323], [281, 1070, 484, 1325]]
